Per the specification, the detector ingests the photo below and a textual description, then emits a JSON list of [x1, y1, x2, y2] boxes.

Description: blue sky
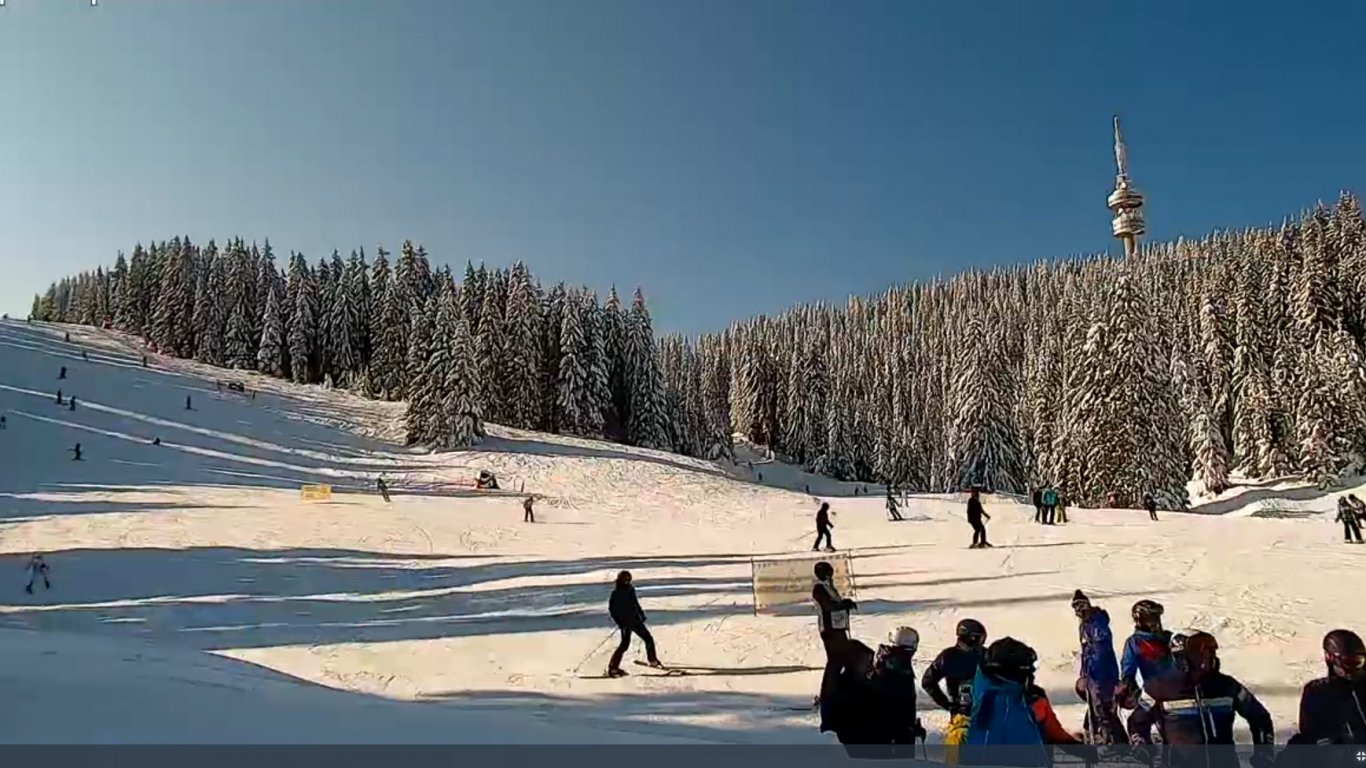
[[2, 1, 1363, 334]]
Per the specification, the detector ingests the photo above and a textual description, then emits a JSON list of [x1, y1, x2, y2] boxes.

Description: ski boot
[[606, 666, 627, 678]]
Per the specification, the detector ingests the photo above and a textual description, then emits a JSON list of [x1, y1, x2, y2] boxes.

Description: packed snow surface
[[1, 320, 1362, 743]]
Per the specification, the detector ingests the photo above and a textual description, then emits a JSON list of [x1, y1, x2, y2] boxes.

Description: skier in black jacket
[[1335, 498, 1363, 544], [966, 489, 991, 548], [813, 560, 857, 731], [921, 618, 987, 753], [828, 630, 926, 756], [606, 570, 660, 677], [813, 502, 835, 552], [1129, 631, 1274, 768], [1294, 629, 1366, 744], [1144, 493, 1159, 522]]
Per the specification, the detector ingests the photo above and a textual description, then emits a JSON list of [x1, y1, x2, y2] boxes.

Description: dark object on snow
[[227, 381, 245, 393], [757, 471, 763, 481], [966, 489, 991, 548], [55, 390, 64, 405], [58, 366, 67, 380], [887, 487, 903, 521], [68, 397, 76, 411], [476, 469, 499, 490], [185, 395, 193, 411], [24, 555, 50, 594], [1144, 493, 1159, 521], [141, 355, 148, 367], [607, 571, 659, 674], [81, 351, 88, 361], [152, 437, 161, 446], [523, 496, 535, 523], [0, 415, 6, 430], [376, 477, 391, 503], [70, 443, 82, 461], [64, 332, 70, 343]]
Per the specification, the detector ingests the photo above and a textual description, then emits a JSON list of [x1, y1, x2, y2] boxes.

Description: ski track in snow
[[1, 319, 1364, 743]]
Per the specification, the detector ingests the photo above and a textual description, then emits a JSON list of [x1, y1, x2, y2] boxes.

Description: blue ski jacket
[[1077, 608, 1119, 689], [1120, 630, 1174, 692]]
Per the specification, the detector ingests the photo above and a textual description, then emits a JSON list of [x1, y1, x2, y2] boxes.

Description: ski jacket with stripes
[[1131, 670, 1274, 750]]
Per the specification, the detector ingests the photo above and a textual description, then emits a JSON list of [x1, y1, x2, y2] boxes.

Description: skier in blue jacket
[[1071, 590, 1126, 744], [1117, 599, 1176, 742]]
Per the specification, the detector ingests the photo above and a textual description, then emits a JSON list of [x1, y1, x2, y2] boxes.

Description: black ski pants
[[1344, 517, 1363, 543], [1148, 508, 1159, 521], [1034, 505, 1043, 523], [970, 520, 988, 547], [814, 527, 833, 550], [1043, 505, 1056, 525], [609, 622, 658, 670], [819, 630, 850, 725], [524, 507, 534, 523]]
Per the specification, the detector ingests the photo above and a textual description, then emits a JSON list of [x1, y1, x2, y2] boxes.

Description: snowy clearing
[[1, 320, 1362, 743]]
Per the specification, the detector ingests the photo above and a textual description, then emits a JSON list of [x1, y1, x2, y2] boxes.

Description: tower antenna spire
[[1107, 114, 1145, 258]]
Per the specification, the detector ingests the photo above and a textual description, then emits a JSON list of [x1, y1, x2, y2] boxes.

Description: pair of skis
[[580, 661, 690, 679]]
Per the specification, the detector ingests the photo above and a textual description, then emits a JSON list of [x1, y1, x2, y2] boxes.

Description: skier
[[1056, 491, 1069, 524], [1143, 493, 1159, 522], [376, 477, 391, 503], [1, 415, 7, 430], [827, 630, 926, 755], [1032, 488, 1044, 524], [1128, 631, 1274, 768], [886, 486, 903, 522], [1291, 629, 1366, 744], [523, 496, 535, 523], [606, 570, 661, 677], [966, 489, 991, 548], [81, 350, 88, 361], [1041, 486, 1058, 525], [64, 332, 70, 342], [812, 560, 858, 731], [70, 443, 82, 461], [68, 396, 76, 411], [151, 437, 161, 446], [922, 618, 988, 762], [1070, 590, 1126, 744], [141, 355, 148, 367], [185, 395, 193, 411], [24, 555, 50, 594], [1349, 494, 1366, 522], [58, 366, 67, 380], [1118, 599, 1175, 742], [961, 637, 1093, 767], [1335, 497, 1363, 544], [813, 502, 835, 552], [55, 390, 63, 406]]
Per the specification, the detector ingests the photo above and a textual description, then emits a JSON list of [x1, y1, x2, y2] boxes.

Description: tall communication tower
[[1107, 115, 1146, 258]]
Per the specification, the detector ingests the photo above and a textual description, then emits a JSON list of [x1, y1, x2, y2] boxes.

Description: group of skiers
[[1031, 487, 1067, 525], [809, 564, 1366, 763], [1334, 495, 1366, 543]]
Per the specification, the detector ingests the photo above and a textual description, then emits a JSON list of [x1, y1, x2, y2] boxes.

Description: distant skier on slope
[[55, 390, 63, 406], [813, 559, 858, 732], [70, 443, 82, 461], [185, 395, 193, 411], [523, 496, 535, 523], [24, 555, 50, 594], [68, 396, 76, 411], [966, 489, 991, 549], [1070, 590, 1126, 745], [1032, 488, 1045, 523], [886, 486, 903, 522], [1042, 486, 1058, 525], [606, 570, 661, 677], [1143, 493, 1159, 522], [1128, 631, 1274, 768], [1289, 629, 1366, 745], [813, 502, 835, 552], [376, 476, 391, 503], [1335, 497, 1363, 544], [922, 618, 988, 762], [58, 366, 66, 380]]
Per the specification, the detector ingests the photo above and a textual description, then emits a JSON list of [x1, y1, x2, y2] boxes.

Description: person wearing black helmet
[[812, 560, 858, 732], [922, 618, 988, 761], [966, 489, 992, 549], [1119, 600, 1175, 701], [1292, 629, 1366, 744], [1129, 631, 1274, 768], [606, 570, 661, 677], [962, 637, 1091, 766], [1335, 497, 1364, 544]]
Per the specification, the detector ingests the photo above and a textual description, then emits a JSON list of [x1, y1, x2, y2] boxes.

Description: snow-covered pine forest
[[31, 194, 1366, 508]]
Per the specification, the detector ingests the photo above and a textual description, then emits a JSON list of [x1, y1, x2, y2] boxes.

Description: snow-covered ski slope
[[1, 319, 1363, 743]]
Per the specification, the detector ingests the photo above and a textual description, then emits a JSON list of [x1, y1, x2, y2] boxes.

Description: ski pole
[[572, 626, 618, 675]]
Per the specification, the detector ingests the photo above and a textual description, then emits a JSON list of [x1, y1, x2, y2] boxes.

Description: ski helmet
[[1323, 629, 1366, 679], [984, 637, 1037, 683], [955, 618, 987, 647], [813, 561, 834, 581], [1173, 631, 1218, 678], [889, 626, 920, 655], [1131, 599, 1164, 630]]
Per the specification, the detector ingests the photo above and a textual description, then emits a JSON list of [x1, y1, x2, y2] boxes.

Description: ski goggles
[[1328, 652, 1366, 673]]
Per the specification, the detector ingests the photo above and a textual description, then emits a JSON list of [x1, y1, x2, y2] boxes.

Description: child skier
[[1071, 590, 1126, 745], [922, 618, 988, 763], [961, 637, 1094, 767], [1128, 631, 1274, 768], [24, 555, 50, 594]]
